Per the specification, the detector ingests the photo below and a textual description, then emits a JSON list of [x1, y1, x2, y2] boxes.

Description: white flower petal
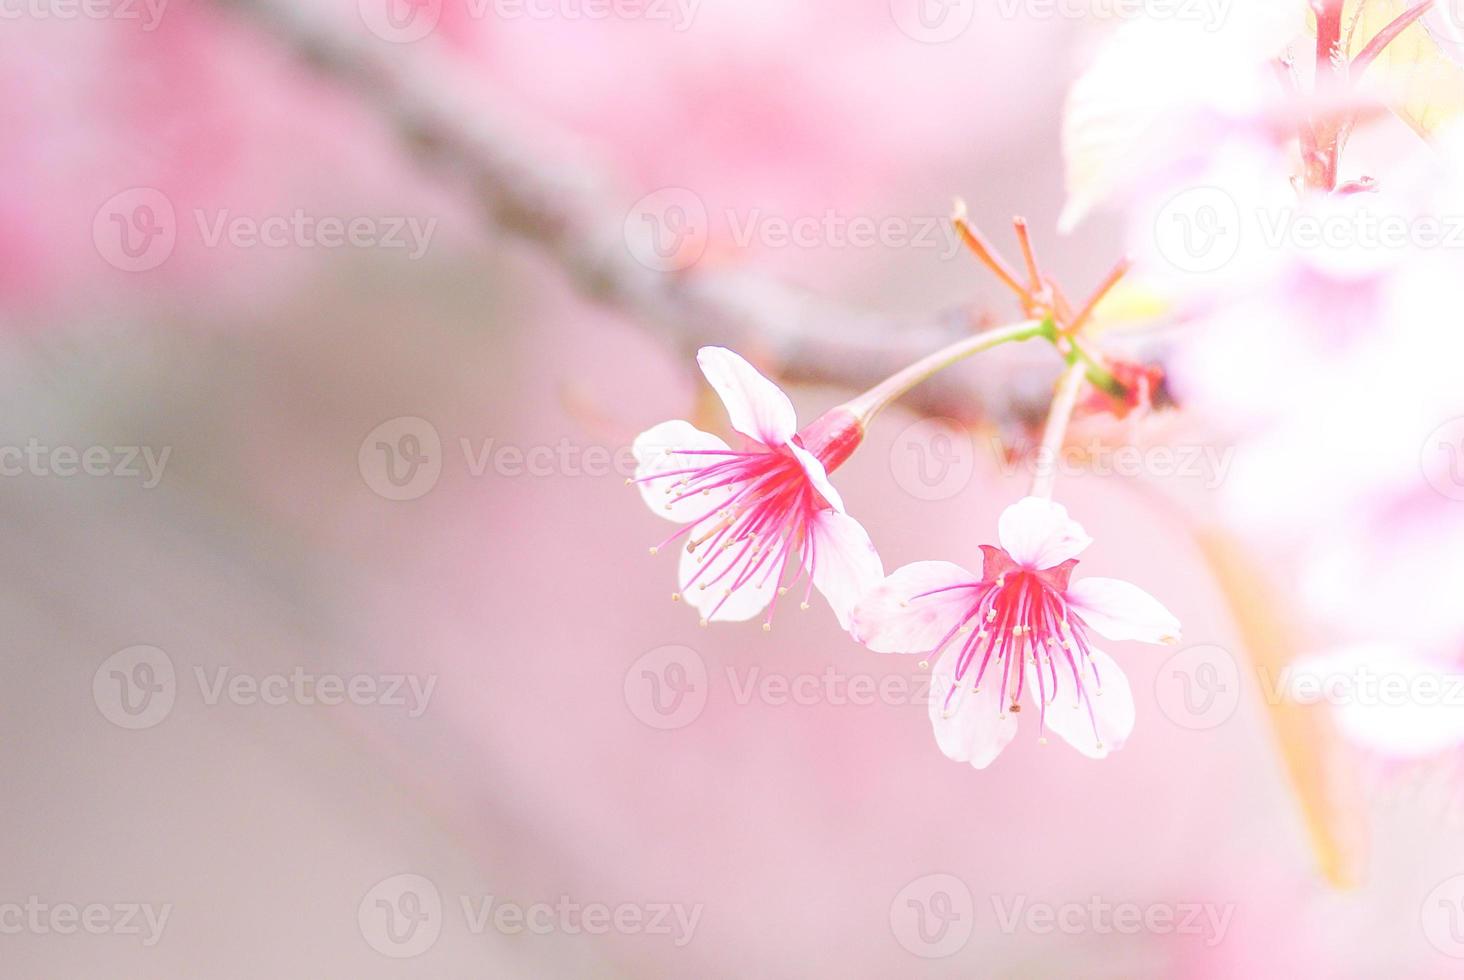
[[928, 644, 1019, 769], [677, 531, 778, 623], [787, 441, 845, 513], [1068, 577, 1181, 645], [1033, 648, 1134, 759], [808, 509, 884, 631], [850, 561, 979, 654], [997, 496, 1092, 569], [696, 346, 797, 447], [631, 420, 734, 523]]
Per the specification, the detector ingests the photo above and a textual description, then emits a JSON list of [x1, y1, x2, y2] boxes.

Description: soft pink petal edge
[[807, 509, 884, 631], [696, 346, 797, 447], [850, 561, 977, 653], [1067, 576, 1182, 645], [997, 495, 1092, 569], [676, 534, 777, 623], [928, 645, 1019, 769], [788, 441, 845, 513], [1032, 648, 1134, 759], [631, 419, 732, 523]]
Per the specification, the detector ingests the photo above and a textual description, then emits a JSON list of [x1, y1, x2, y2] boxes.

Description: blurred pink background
[[5, 1, 1464, 977]]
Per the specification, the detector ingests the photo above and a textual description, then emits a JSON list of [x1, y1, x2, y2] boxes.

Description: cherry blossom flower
[[851, 497, 1180, 768], [631, 347, 882, 630]]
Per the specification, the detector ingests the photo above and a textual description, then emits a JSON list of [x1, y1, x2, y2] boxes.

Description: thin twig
[[208, 0, 1131, 426]]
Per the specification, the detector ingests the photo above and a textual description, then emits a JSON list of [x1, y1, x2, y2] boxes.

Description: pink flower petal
[[787, 441, 845, 513], [1033, 648, 1134, 759], [997, 496, 1092, 569], [631, 420, 734, 523], [677, 530, 778, 623], [850, 561, 979, 653], [808, 509, 884, 631], [1067, 577, 1182, 645], [928, 644, 1019, 769], [696, 346, 798, 447]]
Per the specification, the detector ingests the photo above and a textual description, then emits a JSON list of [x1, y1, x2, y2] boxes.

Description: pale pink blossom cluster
[[632, 345, 1181, 768], [630, 0, 1464, 771], [1062, 0, 1464, 758]]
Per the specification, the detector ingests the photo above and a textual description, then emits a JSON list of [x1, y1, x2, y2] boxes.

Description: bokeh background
[[5, 1, 1464, 976]]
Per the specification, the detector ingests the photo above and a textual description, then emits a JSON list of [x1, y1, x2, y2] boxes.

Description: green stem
[[1059, 328, 1125, 400], [845, 318, 1047, 422]]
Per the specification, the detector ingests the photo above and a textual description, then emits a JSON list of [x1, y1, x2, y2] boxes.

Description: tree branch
[[210, 0, 1075, 426]]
